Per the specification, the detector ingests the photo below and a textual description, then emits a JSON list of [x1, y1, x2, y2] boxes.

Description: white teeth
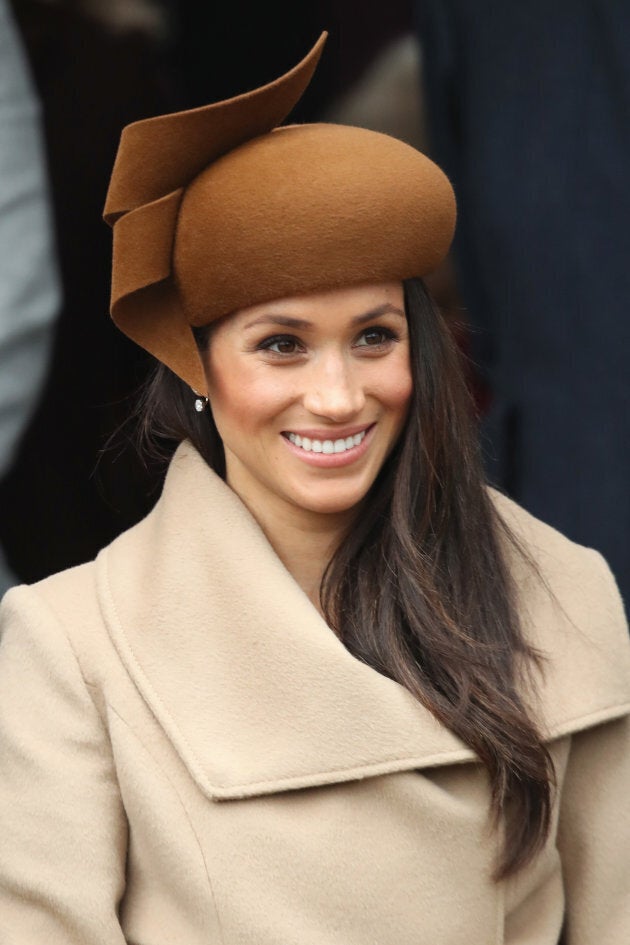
[[286, 429, 368, 454]]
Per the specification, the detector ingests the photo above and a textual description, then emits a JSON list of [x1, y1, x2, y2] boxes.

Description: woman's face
[[201, 281, 412, 519]]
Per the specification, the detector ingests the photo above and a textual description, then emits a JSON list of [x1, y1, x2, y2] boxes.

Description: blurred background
[[0, 0, 628, 605]]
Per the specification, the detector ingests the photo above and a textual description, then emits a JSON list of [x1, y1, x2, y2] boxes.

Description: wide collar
[[96, 443, 630, 801]]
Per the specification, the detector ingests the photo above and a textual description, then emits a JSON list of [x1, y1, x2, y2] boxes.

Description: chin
[[288, 482, 372, 517]]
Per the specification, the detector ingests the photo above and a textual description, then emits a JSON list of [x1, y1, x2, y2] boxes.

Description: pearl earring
[[192, 392, 208, 412]]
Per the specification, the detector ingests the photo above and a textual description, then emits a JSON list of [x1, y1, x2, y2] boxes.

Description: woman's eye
[[355, 327, 396, 348], [257, 335, 303, 355]]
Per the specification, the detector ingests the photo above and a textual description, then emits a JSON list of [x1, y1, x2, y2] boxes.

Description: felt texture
[[175, 123, 455, 328], [103, 32, 456, 390], [0, 441, 629, 943]]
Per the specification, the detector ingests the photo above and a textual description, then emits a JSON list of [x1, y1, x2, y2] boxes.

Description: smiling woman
[[202, 283, 411, 519], [1, 29, 629, 945]]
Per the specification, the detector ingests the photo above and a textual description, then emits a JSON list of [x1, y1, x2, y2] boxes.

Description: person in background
[[0, 0, 60, 597], [415, 0, 630, 605], [0, 0, 173, 585]]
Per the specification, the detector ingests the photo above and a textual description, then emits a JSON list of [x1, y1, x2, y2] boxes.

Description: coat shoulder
[[0, 514, 148, 689], [489, 486, 614, 580], [489, 487, 630, 735], [490, 486, 624, 614], [2, 558, 99, 631]]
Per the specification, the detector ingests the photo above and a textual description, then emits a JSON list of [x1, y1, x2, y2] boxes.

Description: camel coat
[[0, 442, 629, 944]]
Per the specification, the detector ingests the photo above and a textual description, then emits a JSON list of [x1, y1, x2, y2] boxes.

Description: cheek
[[205, 354, 292, 438], [373, 351, 414, 419]]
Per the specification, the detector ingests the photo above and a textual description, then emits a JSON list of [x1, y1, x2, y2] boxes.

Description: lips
[[282, 423, 373, 441]]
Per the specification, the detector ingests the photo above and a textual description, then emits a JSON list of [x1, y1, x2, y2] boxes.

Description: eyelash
[[256, 326, 399, 357]]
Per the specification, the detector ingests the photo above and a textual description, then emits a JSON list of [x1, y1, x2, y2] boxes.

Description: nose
[[302, 351, 365, 420]]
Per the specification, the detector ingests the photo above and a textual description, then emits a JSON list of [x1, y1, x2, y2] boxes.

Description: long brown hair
[[135, 277, 553, 880]]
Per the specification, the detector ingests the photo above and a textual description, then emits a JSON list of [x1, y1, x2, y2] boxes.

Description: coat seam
[[26, 584, 107, 724], [107, 702, 227, 945], [98, 548, 221, 794]]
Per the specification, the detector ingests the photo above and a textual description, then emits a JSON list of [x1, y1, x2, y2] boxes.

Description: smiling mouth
[[282, 427, 371, 455]]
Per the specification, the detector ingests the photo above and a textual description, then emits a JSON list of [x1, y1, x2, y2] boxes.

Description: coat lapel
[[97, 443, 630, 801], [96, 443, 475, 800]]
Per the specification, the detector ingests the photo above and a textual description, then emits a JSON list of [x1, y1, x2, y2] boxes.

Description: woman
[[0, 32, 628, 945]]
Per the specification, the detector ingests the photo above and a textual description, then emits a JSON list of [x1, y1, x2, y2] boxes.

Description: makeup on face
[[202, 282, 413, 520]]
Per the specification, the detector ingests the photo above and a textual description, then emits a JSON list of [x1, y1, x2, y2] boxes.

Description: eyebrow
[[243, 303, 406, 331]]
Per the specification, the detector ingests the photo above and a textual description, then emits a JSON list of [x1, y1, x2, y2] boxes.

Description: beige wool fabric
[[0, 441, 629, 944]]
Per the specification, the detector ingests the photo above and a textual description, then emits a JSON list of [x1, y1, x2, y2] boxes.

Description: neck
[[228, 483, 353, 616]]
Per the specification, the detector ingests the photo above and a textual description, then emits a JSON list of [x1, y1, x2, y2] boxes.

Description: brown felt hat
[[104, 32, 456, 392]]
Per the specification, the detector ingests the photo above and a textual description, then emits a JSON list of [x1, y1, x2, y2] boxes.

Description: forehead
[[222, 282, 406, 332]]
